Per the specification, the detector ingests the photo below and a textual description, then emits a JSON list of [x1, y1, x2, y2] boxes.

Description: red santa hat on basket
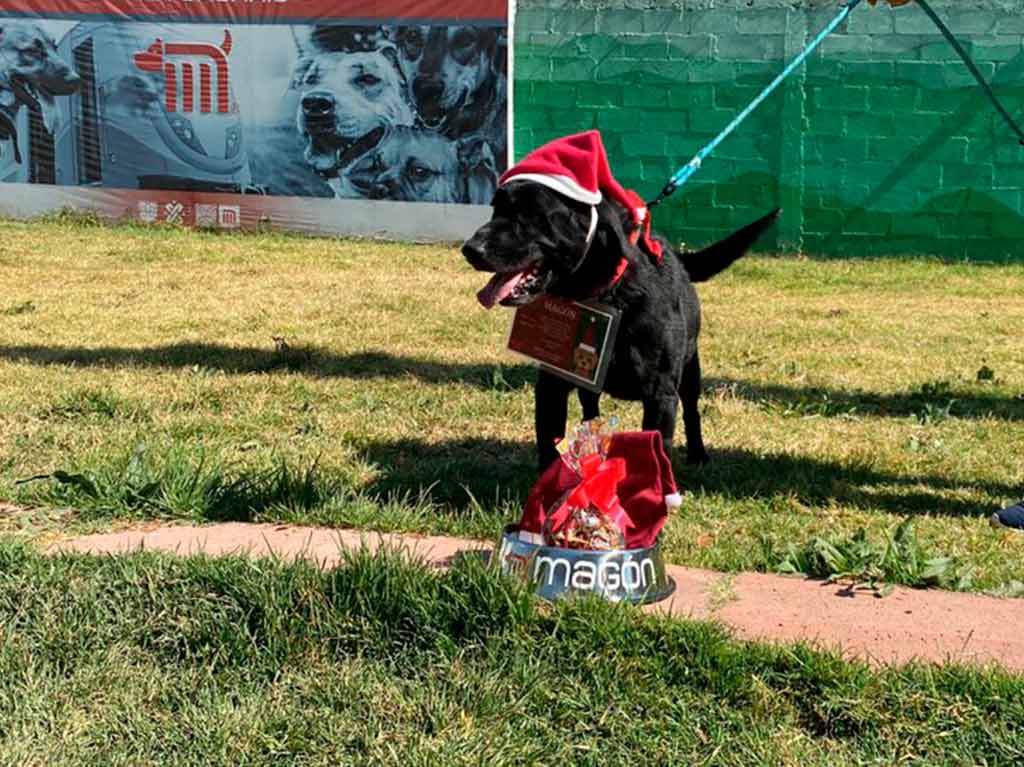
[[500, 130, 663, 259], [518, 431, 682, 550]]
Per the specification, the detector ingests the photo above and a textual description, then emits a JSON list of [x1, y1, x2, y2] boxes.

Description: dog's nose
[[461, 239, 488, 269], [301, 91, 336, 116], [413, 77, 444, 108]]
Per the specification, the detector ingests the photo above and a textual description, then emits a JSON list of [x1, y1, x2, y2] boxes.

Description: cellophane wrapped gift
[[519, 422, 681, 551], [541, 419, 631, 551]]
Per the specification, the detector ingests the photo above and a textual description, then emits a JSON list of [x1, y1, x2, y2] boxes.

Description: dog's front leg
[[641, 389, 679, 457], [679, 352, 709, 465], [535, 370, 573, 471], [578, 388, 601, 421]]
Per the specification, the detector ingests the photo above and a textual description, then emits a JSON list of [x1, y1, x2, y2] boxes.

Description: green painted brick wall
[[513, 0, 1024, 261]]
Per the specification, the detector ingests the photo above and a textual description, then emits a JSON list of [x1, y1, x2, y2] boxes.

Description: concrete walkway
[[53, 522, 1024, 673]]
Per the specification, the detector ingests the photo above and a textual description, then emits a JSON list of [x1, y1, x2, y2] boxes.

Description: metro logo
[[133, 30, 233, 114]]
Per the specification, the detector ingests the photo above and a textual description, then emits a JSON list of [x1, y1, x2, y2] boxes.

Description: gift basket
[[497, 419, 681, 604]]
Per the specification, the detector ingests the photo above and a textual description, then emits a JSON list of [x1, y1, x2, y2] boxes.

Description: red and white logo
[[218, 205, 241, 228], [133, 30, 234, 114]]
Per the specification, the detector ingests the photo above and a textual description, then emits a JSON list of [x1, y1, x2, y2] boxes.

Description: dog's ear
[[37, 93, 59, 134], [491, 30, 507, 77], [380, 46, 406, 85], [290, 27, 315, 89], [476, 28, 500, 58], [591, 199, 641, 266], [458, 135, 497, 205]]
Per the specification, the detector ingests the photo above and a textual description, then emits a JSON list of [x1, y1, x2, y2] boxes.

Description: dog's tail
[[678, 208, 780, 283]]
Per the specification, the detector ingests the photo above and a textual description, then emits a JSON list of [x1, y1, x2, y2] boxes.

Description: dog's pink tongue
[[478, 270, 527, 309]]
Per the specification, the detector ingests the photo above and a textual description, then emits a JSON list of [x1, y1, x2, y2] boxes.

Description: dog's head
[[344, 126, 496, 203], [105, 74, 162, 117], [463, 181, 638, 308], [292, 28, 413, 178], [395, 25, 498, 131], [0, 22, 80, 98], [572, 347, 598, 378], [0, 22, 80, 136]]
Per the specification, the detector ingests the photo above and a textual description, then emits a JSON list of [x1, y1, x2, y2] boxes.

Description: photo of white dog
[[292, 27, 413, 183], [342, 125, 498, 203], [289, 23, 507, 205]]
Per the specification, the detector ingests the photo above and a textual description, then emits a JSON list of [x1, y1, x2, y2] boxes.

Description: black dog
[[394, 25, 503, 141], [462, 181, 779, 470]]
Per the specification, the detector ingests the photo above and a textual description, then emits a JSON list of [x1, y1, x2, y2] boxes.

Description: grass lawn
[[1, 216, 1023, 591], [2, 542, 1023, 766]]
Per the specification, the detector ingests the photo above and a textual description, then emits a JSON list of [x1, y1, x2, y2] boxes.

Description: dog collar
[[585, 206, 598, 249], [579, 204, 631, 297]]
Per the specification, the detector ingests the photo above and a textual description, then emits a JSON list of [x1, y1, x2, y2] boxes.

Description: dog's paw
[[685, 449, 710, 467]]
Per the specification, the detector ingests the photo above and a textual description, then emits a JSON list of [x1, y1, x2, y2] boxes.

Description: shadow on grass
[[18, 435, 1014, 524], [709, 376, 1024, 423], [362, 437, 537, 506], [0, 344, 536, 390], [688, 447, 1017, 519], [360, 437, 1014, 519], [3, 345, 1022, 422]]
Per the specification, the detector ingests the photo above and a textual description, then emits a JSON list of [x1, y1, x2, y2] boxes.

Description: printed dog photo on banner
[[0, 20, 81, 183], [288, 23, 506, 203], [0, 18, 508, 206]]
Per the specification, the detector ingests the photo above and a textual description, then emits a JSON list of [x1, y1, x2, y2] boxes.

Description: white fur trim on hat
[[501, 173, 603, 206], [665, 493, 683, 510]]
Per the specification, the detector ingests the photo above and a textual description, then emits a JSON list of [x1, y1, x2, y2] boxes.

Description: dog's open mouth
[[477, 262, 547, 308], [304, 126, 385, 178], [9, 75, 42, 113]]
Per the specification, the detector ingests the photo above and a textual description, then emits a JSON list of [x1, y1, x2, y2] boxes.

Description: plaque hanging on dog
[[507, 296, 619, 392]]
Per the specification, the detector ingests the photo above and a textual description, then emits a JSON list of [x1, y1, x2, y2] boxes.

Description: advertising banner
[[0, 0, 509, 238]]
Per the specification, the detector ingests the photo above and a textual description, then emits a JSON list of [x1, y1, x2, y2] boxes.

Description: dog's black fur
[[462, 181, 779, 470]]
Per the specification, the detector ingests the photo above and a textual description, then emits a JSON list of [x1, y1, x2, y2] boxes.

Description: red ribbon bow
[[548, 454, 630, 534]]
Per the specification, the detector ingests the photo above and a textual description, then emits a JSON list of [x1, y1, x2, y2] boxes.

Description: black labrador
[[462, 181, 779, 470]]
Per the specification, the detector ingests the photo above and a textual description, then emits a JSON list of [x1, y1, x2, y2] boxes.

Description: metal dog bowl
[[496, 525, 675, 605]]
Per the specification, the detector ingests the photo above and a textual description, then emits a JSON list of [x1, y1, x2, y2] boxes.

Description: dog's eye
[[406, 161, 437, 182], [19, 41, 44, 64], [450, 30, 480, 65], [354, 73, 381, 88]]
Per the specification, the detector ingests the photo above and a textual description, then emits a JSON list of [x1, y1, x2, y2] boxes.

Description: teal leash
[[647, 0, 867, 210], [913, 0, 1024, 146], [647, 0, 1024, 210]]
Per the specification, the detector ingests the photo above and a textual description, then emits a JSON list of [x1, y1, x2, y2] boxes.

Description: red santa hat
[[501, 130, 663, 260], [577, 321, 597, 353], [518, 430, 681, 550]]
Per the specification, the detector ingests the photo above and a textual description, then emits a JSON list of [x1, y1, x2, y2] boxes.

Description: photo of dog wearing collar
[[0, 21, 80, 173], [292, 23, 506, 204]]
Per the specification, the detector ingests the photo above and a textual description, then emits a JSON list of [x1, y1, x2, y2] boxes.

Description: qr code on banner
[[195, 204, 217, 228]]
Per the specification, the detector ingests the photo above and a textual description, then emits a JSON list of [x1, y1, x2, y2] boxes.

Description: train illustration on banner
[[0, 21, 254, 192]]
